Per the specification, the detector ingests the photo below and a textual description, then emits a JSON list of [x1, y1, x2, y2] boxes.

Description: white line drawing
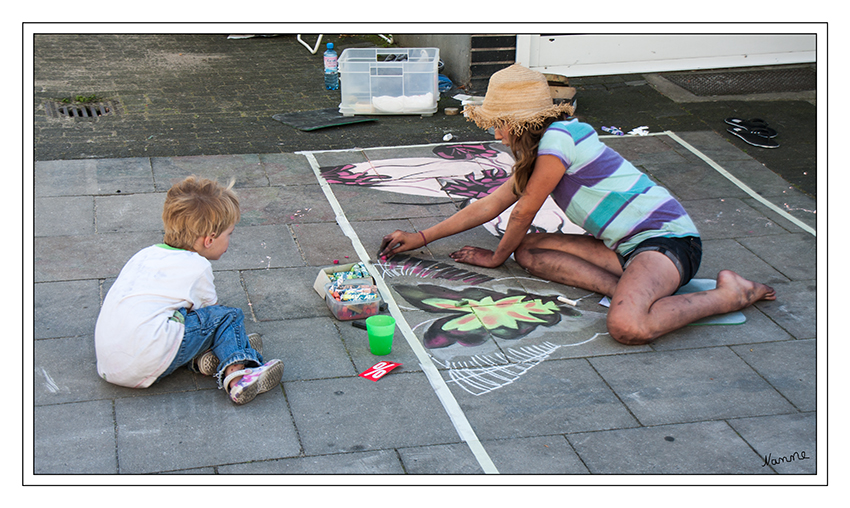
[[431, 333, 608, 396], [41, 368, 60, 393]]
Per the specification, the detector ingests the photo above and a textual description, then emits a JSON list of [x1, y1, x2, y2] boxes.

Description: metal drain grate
[[44, 99, 119, 119], [663, 67, 816, 97]]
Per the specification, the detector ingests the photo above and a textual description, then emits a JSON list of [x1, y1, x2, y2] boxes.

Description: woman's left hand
[[450, 246, 501, 268]]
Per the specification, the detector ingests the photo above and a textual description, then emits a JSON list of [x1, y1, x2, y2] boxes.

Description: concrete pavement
[[32, 131, 818, 478], [30, 33, 821, 481]]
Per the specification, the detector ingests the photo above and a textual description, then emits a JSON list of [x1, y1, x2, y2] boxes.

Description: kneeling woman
[[378, 64, 775, 345]]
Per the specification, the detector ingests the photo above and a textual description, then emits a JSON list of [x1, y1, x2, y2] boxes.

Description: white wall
[[516, 34, 816, 77]]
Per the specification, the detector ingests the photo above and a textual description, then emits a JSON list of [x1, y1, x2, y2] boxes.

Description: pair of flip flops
[[725, 118, 779, 148]]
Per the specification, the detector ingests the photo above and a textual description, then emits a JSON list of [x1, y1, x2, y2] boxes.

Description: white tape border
[[658, 131, 816, 237], [299, 150, 500, 475]]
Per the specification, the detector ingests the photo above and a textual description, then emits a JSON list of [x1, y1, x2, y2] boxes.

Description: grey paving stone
[[235, 185, 338, 226], [396, 442, 484, 474], [742, 191, 817, 234], [151, 154, 268, 190], [727, 412, 816, 474], [568, 421, 770, 474], [220, 449, 405, 474], [156, 466, 217, 474], [648, 307, 794, 350], [479, 436, 590, 474], [259, 152, 319, 187], [95, 192, 166, 233], [35, 231, 161, 282], [753, 280, 817, 339], [241, 267, 330, 321], [289, 222, 359, 266], [210, 223, 304, 271], [35, 158, 155, 197], [35, 335, 101, 405], [448, 358, 638, 439], [35, 196, 94, 236], [34, 279, 101, 339], [671, 131, 755, 163], [731, 339, 816, 412], [115, 388, 299, 473], [738, 233, 817, 281], [312, 149, 369, 168], [34, 335, 198, 405], [247, 317, 358, 382], [34, 400, 117, 474], [284, 373, 463, 455], [209, 270, 254, 321], [696, 238, 790, 285], [588, 347, 795, 426], [604, 135, 692, 167], [642, 161, 750, 201], [680, 197, 792, 240]]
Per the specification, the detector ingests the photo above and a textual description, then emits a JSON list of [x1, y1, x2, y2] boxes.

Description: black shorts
[[619, 236, 702, 288]]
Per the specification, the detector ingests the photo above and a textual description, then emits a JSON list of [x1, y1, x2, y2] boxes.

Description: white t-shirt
[[95, 244, 217, 388]]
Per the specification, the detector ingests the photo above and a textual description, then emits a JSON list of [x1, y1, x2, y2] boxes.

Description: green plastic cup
[[365, 315, 395, 355]]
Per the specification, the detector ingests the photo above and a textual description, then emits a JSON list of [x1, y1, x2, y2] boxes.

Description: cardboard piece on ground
[[549, 86, 576, 100], [598, 279, 746, 326], [272, 108, 376, 131]]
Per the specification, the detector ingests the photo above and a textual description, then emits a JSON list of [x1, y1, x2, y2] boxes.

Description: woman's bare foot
[[716, 270, 776, 312]]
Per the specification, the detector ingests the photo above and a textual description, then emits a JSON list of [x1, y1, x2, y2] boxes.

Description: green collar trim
[[156, 243, 185, 251]]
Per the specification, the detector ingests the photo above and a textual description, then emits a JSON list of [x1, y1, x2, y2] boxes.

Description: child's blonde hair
[[162, 176, 240, 250]]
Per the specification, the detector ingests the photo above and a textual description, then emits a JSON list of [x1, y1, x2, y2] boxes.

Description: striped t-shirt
[[538, 119, 699, 256]]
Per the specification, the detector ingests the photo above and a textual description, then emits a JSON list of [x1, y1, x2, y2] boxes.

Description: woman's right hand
[[377, 230, 425, 260]]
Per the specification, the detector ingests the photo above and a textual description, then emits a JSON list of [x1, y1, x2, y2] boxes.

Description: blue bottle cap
[[327, 43, 334, 49]]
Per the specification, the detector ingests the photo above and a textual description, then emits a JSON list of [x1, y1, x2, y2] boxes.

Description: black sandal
[[724, 117, 778, 138], [726, 126, 780, 149]]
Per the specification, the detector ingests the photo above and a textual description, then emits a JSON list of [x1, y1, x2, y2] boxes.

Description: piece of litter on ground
[[443, 133, 453, 141], [360, 361, 402, 381], [599, 296, 611, 307], [557, 295, 578, 306], [627, 126, 650, 136]]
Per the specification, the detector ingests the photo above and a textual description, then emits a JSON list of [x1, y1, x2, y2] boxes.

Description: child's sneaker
[[224, 359, 283, 405], [195, 333, 263, 376]]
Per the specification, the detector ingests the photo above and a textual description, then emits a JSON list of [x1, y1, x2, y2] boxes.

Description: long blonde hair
[[509, 115, 563, 196]]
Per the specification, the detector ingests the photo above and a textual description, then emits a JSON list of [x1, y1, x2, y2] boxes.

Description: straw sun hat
[[464, 64, 575, 137]]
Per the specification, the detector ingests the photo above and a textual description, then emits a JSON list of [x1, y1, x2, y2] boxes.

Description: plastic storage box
[[323, 282, 382, 321], [338, 48, 440, 117]]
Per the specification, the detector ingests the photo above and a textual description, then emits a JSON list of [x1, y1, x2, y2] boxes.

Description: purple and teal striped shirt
[[538, 120, 699, 256]]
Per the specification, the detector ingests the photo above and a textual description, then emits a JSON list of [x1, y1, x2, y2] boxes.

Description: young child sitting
[[95, 175, 283, 404]]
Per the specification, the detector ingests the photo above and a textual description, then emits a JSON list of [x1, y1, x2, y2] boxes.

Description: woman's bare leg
[[606, 251, 776, 345], [515, 233, 776, 345], [514, 233, 623, 296]]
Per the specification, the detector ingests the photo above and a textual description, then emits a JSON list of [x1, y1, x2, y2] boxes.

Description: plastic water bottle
[[323, 43, 339, 91]]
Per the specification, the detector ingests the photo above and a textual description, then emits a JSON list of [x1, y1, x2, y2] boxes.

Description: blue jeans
[[156, 305, 263, 388]]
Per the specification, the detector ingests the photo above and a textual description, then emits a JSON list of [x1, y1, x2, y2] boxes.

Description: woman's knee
[[606, 309, 655, 346], [514, 234, 543, 268]]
